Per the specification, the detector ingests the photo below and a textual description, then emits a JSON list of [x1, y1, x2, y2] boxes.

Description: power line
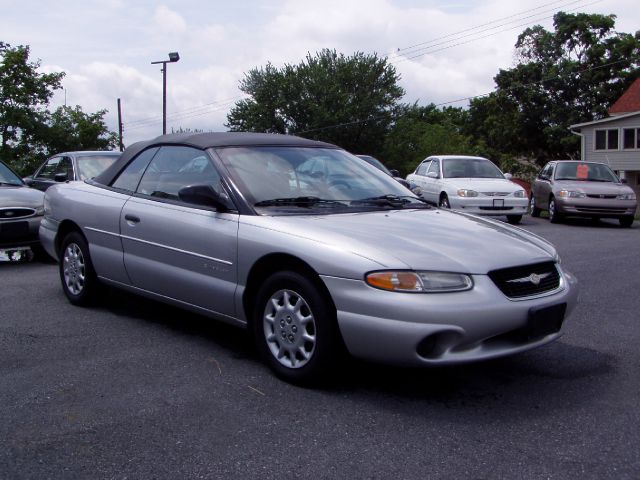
[[391, 0, 585, 58], [391, 0, 603, 64]]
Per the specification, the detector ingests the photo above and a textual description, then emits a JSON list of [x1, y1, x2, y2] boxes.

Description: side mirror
[[178, 184, 230, 211], [389, 169, 400, 177], [22, 176, 33, 185], [426, 171, 439, 179], [504, 173, 513, 180], [54, 172, 69, 182]]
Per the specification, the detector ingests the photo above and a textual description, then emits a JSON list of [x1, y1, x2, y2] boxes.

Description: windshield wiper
[[0, 181, 21, 186], [254, 196, 349, 208], [351, 195, 431, 209]]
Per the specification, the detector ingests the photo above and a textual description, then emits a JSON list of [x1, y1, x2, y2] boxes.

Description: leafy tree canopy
[[1, 42, 117, 175], [227, 49, 404, 154], [468, 12, 640, 164]]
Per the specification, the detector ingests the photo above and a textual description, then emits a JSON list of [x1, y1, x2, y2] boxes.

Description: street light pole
[[151, 52, 180, 135]]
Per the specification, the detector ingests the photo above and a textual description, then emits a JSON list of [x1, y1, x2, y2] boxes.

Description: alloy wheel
[[62, 243, 86, 295], [263, 289, 317, 369]]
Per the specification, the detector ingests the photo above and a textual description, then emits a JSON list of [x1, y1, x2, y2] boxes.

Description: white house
[[570, 78, 640, 194]]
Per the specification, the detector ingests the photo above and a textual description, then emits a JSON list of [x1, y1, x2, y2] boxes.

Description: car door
[[119, 145, 239, 317], [28, 156, 73, 191], [423, 159, 442, 203], [534, 163, 555, 209], [408, 160, 430, 195]]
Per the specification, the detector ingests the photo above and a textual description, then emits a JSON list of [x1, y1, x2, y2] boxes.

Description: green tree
[[226, 49, 404, 154], [1, 42, 119, 174], [0, 42, 64, 167], [468, 12, 640, 163], [383, 103, 481, 174]]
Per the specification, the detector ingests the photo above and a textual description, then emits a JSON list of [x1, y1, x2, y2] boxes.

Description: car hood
[[0, 185, 44, 208], [259, 209, 556, 274], [553, 180, 633, 195], [444, 178, 523, 193]]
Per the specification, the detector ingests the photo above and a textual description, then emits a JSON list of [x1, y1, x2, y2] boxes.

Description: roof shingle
[[609, 78, 640, 115]]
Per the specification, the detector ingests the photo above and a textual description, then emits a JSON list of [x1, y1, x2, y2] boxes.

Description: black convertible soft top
[[93, 132, 337, 186]]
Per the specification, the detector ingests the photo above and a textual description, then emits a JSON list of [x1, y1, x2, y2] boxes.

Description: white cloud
[[3, 0, 637, 145], [152, 5, 187, 34]]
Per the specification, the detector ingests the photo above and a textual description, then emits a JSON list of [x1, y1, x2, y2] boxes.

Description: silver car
[[531, 160, 637, 227], [40, 133, 578, 383], [1, 160, 45, 253], [24, 151, 121, 192]]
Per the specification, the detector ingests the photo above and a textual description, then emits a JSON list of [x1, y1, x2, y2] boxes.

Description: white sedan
[[407, 155, 529, 224]]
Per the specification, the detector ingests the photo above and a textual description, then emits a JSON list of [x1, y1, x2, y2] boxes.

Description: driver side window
[[136, 146, 222, 202], [427, 160, 440, 177]]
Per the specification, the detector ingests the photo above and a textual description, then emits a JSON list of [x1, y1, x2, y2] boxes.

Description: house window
[[623, 128, 640, 149], [595, 129, 619, 150]]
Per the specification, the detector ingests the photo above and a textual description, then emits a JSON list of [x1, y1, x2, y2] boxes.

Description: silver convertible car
[[40, 133, 578, 383]]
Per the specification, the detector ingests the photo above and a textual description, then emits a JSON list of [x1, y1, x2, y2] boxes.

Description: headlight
[[365, 271, 473, 293], [558, 190, 585, 198], [457, 189, 478, 197], [513, 190, 526, 198], [617, 193, 636, 200]]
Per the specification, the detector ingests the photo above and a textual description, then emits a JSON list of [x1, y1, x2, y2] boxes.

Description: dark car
[[356, 154, 410, 189], [531, 160, 637, 227], [24, 151, 121, 191], [0, 160, 45, 253]]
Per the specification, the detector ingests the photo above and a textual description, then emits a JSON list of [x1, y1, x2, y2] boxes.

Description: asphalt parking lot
[[1, 216, 639, 479]]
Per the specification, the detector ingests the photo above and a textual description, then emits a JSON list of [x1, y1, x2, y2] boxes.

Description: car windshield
[[443, 158, 504, 179], [0, 162, 23, 186], [216, 146, 426, 213], [554, 162, 619, 182], [76, 155, 120, 180]]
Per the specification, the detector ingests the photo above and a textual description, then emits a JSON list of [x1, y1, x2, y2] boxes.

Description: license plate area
[[527, 303, 566, 339], [0, 221, 29, 238], [493, 199, 504, 207]]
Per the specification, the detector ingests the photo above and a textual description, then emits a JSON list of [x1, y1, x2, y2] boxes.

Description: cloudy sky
[[1, 0, 636, 145]]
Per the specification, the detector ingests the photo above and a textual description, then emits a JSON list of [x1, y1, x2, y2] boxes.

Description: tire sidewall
[[253, 271, 339, 384]]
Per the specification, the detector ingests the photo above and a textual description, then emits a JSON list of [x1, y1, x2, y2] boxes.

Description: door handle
[[124, 214, 140, 224]]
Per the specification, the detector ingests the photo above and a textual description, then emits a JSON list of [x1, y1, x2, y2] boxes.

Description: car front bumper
[[0, 215, 43, 249], [555, 197, 637, 218], [448, 196, 529, 216], [321, 267, 578, 366]]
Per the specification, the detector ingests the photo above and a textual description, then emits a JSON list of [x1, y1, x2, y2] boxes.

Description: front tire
[[439, 193, 450, 209], [530, 196, 541, 217], [253, 271, 341, 384], [507, 215, 522, 225], [548, 197, 562, 224], [619, 216, 634, 228], [59, 232, 99, 306]]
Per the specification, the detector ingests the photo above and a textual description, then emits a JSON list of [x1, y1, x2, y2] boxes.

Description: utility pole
[[117, 98, 124, 152]]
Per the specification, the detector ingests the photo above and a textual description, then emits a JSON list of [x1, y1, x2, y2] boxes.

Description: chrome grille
[[0, 208, 36, 220], [480, 192, 510, 197], [488, 262, 560, 299]]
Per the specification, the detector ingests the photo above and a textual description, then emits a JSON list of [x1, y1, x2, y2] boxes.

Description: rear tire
[[253, 271, 342, 384], [507, 215, 522, 225], [548, 197, 562, 224], [619, 216, 634, 228], [59, 232, 99, 306]]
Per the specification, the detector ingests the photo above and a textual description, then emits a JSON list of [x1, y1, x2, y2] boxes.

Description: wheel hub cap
[[263, 289, 316, 369], [62, 243, 86, 295]]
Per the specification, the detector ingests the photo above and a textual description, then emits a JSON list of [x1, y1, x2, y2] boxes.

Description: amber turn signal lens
[[365, 272, 421, 292]]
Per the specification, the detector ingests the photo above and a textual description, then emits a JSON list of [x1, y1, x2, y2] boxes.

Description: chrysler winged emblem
[[506, 272, 551, 286]]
